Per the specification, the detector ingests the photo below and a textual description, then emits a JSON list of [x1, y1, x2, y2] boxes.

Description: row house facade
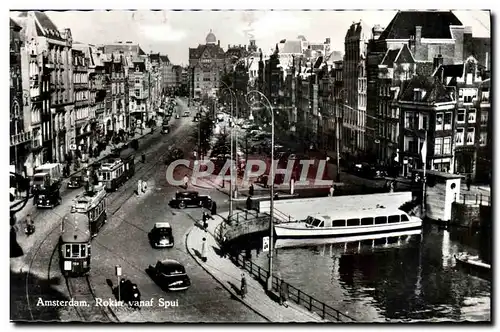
[[17, 11, 74, 174], [71, 47, 91, 157], [128, 57, 150, 128], [343, 20, 371, 154], [433, 56, 491, 182], [87, 45, 107, 153], [397, 75, 457, 176], [10, 19, 30, 175], [102, 54, 127, 137]]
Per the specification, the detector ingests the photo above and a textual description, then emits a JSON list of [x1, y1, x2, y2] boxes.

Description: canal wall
[[258, 192, 413, 222], [451, 202, 492, 228]]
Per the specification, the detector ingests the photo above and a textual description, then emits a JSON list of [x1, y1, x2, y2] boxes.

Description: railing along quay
[[214, 211, 356, 322], [454, 193, 491, 206]]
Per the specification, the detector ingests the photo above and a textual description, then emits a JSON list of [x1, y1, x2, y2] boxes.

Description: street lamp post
[[220, 81, 238, 200], [335, 88, 348, 182], [246, 90, 275, 292]]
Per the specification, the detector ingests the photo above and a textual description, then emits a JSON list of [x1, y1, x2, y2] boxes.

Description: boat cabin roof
[[308, 207, 409, 222]]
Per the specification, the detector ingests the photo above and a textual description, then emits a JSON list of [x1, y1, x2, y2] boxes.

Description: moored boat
[[454, 252, 491, 280], [274, 207, 422, 238]]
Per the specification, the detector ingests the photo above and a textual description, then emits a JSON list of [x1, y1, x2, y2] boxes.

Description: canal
[[228, 223, 491, 322]]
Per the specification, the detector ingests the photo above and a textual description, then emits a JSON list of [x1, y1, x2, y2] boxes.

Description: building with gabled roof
[[432, 56, 491, 182], [397, 75, 457, 175], [188, 30, 226, 99]]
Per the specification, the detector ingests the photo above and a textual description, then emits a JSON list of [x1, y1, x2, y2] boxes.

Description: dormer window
[[413, 88, 424, 102]]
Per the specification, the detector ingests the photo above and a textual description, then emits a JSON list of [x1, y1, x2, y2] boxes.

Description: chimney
[[325, 38, 331, 44], [415, 26, 422, 45], [228, 44, 230, 49], [218, 40, 220, 47]]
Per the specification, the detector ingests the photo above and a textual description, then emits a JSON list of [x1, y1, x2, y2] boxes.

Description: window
[[457, 109, 466, 123], [420, 114, 428, 130], [462, 88, 477, 104], [332, 220, 346, 227], [361, 217, 374, 226], [479, 131, 487, 146], [434, 137, 443, 155], [443, 137, 451, 154], [466, 127, 475, 145], [413, 89, 422, 101], [468, 109, 476, 123], [444, 112, 452, 130], [135, 79, 140, 84], [347, 218, 360, 227], [481, 89, 490, 103], [388, 215, 400, 223], [405, 112, 415, 129], [401, 214, 409, 222], [481, 111, 489, 126], [375, 216, 387, 224], [435, 113, 443, 131], [135, 89, 140, 97]]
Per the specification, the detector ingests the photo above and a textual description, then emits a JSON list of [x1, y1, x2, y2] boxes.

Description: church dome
[[206, 29, 216, 44]]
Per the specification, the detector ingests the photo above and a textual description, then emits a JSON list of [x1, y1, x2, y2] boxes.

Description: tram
[[120, 147, 136, 179], [59, 187, 107, 277], [98, 158, 129, 192]]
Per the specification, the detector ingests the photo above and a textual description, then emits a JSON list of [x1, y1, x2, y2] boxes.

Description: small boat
[[454, 253, 491, 279], [274, 207, 422, 238]]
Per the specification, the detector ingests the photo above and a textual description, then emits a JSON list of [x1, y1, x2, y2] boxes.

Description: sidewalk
[[185, 212, 326, 323], [10, 127, 154, 221]]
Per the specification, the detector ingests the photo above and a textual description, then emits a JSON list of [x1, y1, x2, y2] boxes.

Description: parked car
[[148, 222, 175, 248], [67, 175, 84, 189], [146, 259, 191, 291], [183, 111, 190, 117], [35, 183, 62, 209], [168, 190, 212, 209]]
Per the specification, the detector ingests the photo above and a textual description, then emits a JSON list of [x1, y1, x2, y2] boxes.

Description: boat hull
[[455, 256, 491, 280], [274, 220, 422, 238]]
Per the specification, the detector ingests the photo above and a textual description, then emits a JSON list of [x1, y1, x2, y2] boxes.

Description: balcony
[[75, 99, 89, 108], [44, 59, 55, 70], [10, 131, 32, 147], [74, 65, 87, 72], [74, 82, 88, 90]]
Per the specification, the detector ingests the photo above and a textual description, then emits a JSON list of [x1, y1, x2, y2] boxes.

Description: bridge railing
[[231, 252, 355, 322], [454, 193, 491, 206]]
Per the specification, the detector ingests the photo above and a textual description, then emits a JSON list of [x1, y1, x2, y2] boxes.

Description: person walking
[[329, 185, 335, 197], [466, 174, 472, 191], [240, 273, 247, 299], [183, 175, 189, 189], [249, 183, 254, 196], [201, 237, 207, 262], [210, 200, 217, 215], [279, 273, 289, 307], [246, 196, 252, 211]]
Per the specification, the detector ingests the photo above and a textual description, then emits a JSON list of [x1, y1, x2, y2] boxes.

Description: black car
[[148, 222, 174, 248], [146, 259, 191, 291], [67, 175, 84, 189], [35, 184, 61, 208], [169, 191, 211, 209]]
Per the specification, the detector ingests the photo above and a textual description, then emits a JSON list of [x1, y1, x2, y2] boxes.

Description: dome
[[206, 29, 216, 44]]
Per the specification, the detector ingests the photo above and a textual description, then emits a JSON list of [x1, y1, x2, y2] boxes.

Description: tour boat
[[274, 206, 422, 238], [454, 252, 491, 280]]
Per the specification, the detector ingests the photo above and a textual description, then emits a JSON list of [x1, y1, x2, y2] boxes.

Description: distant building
[[188, 30, 226, 99]]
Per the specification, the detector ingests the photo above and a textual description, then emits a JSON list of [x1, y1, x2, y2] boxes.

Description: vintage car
[[35, 184, 62, 208], [168, 191, 212, 209], [161, 125, 170, 134], [148, 222, 175, 248], [146, 259, 191, 291], [182, 111, 190, 117], [67, 175, 84, 189]]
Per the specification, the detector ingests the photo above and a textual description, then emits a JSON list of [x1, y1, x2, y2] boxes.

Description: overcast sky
[[10, 10, 491, 65]]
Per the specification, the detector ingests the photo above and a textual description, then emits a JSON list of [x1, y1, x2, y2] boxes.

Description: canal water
[[229, 224, 491, 322]]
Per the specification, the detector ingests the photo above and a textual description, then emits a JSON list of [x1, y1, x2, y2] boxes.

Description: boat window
[[388, 215, 400, 223], [347, 218, 360, 226], [305, 216, 314, 225], [361, 217, 374, 226], [375, 216, 387, 224], [332, 219, 346, 227], [311, 219, 322, 227], [401, 214, 409, 222]]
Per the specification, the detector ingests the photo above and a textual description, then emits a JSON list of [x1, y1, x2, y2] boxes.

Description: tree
[[189, 115, 214, 158]]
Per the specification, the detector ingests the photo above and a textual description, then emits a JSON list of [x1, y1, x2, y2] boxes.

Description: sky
[[9, 10, 491, 66]]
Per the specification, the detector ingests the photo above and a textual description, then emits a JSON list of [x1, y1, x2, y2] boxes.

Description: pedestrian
[[329, 185, 334, 197], [466, 174, 472, 191], [211, 200, 217, 215], [278, 273, 289, 307], [137, 179, 142, 195], [183, 175, 189, 189], [246, 196, 252, 211], [249, 183, 254, 196], [221, 235, 228, 258], [142, 180, 148, 193], [141, 153, 146, 163], [240, 273, 247, 299], [389, 181, 395, 193], [202, 211, 213, 231], [201, 237, 207, 262]]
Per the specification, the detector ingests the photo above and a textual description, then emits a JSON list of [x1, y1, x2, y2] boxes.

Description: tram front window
[[64, 244, 87, 258]]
